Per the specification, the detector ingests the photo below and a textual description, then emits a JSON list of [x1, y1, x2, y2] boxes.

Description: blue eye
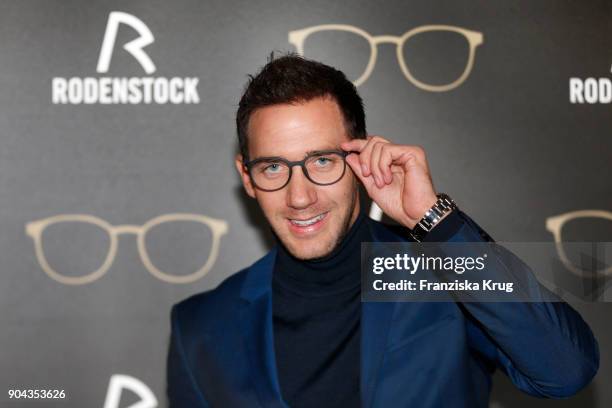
[[264, 163, 281, 173], [316, 157, 331, 166]]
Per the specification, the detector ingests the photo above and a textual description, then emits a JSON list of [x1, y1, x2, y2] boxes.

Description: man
[[167, 53, 599, 407]]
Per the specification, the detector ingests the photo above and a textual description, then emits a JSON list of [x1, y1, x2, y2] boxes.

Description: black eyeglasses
[[243, 150, 350, 192]]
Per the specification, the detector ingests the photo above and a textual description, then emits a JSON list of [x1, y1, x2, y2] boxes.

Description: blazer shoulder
[[171, 266, 249, 331]]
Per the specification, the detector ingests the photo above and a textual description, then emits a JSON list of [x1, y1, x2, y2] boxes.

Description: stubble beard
[[278, 182, 359, 262]]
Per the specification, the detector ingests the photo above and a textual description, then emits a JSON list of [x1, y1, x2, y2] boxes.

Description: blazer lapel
[[239, 245, 288, 408]]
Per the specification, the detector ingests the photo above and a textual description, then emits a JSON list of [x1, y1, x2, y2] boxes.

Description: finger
[[345, 153, 364, 180], [339, 138, 368, 153], [368, 137, 392, 185], [340, 138, 371, 176], [392, 145, 426, 168], [346, 153, 376, 191], [357, 135, 383, 177], [370, 141, 385, 188], [379, 144, 394, 184], [406, 147, 424, 169]]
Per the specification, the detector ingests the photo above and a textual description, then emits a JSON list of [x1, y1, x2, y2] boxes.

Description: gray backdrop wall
[[1, 0, 610, 407]]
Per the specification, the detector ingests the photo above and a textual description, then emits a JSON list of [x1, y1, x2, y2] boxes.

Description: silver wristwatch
[[410, 193, 457, 242]]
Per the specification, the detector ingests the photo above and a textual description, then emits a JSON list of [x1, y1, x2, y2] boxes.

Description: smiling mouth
[[288, 212, 328, 226]]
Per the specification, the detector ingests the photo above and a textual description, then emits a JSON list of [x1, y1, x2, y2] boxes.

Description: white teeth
[[290, 213, 325, 226]]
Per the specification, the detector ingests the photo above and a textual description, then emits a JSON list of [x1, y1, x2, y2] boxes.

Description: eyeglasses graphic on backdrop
[[546, 210, 612, 277], [243, 150, 349, 192], [25, 213, 228, 285], [289, 24, 484, 91]]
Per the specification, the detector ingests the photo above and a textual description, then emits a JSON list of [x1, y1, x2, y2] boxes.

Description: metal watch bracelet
[[409, 193, 457, 242]]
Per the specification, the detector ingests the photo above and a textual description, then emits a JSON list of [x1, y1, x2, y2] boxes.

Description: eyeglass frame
[[545, 209, 612, 277], [25, 213, 229, 285], [243, 149, 350, 192], [289, 24, 484, 91]]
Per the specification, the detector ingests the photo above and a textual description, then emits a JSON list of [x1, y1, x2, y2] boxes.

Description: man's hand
[[340, 135, 437, 229]]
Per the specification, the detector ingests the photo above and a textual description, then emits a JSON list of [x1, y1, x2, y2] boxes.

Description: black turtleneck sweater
[[272, 205, 370, 408]]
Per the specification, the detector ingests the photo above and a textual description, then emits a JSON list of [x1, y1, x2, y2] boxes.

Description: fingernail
[[361, 164, 368, 175]]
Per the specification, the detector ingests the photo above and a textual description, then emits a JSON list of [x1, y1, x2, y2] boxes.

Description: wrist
[[403, 195, 438, 229]]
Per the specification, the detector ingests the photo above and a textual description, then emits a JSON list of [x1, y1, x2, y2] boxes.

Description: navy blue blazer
[[167, 211, 599, 407]]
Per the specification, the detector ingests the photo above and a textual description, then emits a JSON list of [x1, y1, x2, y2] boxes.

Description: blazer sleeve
[[167, 303, 210, 408], [424, 210, 600, 398]]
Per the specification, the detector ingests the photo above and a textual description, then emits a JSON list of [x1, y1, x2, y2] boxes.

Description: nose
[[286, 165, 317, 209]]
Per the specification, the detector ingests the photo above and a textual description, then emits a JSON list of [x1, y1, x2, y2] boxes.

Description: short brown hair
[[236, 52, 366, 161]]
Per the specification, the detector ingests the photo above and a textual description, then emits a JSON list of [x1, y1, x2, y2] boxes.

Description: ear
[[234, 154, 256, 199]]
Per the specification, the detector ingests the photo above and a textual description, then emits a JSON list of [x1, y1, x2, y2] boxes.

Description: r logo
[[97, 11, 156, 74]]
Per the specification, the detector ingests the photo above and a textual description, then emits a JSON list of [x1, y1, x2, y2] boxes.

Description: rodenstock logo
[[569, 64, 611, 104], [52, 11, 200, 105]]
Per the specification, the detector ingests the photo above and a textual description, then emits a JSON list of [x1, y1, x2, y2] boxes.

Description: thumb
[[346, 153, 375, 190]]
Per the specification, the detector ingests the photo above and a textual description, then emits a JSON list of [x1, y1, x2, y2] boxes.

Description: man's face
[[235, 96, 361, 260]]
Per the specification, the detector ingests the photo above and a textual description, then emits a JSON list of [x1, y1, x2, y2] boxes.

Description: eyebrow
[[250, 148, 340, 162]]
